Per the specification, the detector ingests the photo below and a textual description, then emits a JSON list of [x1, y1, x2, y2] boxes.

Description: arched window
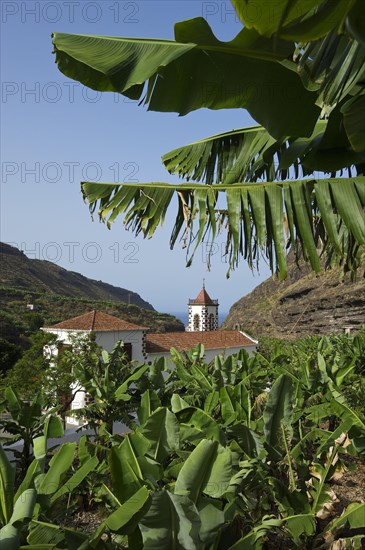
[[209, 313, 215, 330], [193, 314, 200, 330]]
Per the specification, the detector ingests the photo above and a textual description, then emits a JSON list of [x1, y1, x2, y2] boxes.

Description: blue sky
[[1, 1, 272, 316]]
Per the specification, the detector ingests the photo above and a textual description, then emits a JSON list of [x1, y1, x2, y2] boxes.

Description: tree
[[0, 339, 21, 376], [52, 0, 365, 278], [1, 331, 84, 423], [1, 331, 56, 400]]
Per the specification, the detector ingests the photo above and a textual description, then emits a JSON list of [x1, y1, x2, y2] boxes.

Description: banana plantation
[[1, 334, 364, 548]]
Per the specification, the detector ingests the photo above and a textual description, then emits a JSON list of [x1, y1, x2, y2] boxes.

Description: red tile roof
[[46, 310, 147, 331], [192, 287, 216, 305], [146, 330, 257, 354]]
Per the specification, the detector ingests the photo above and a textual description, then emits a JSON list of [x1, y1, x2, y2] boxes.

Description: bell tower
[[187, 281, 219, 332]]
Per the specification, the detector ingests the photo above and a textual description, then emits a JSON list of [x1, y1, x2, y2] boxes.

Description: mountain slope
[[0, 243, 185, 363], [223, 254, 365, 338], [0, 242, 153, 309]]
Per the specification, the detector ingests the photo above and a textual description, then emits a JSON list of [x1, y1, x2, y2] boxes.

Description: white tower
[[187, 282, 219, 332]]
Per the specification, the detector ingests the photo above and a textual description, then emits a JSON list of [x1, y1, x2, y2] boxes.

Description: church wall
[[43, 328, 146, 363], [187, 304, 219, 332]]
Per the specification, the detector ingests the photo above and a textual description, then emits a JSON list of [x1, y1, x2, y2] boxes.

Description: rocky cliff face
[[223, 255, 365, 339]]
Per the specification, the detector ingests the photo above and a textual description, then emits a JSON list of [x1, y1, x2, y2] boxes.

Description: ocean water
[[169, 312, 228, 328]]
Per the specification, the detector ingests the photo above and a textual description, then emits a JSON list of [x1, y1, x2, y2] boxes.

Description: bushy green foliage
[[0, 339, 22, 375], [0, 333, 364, 548], [1, 317, 364, 547], [1, 332, 56, 400], [259, 330, 365, 420]]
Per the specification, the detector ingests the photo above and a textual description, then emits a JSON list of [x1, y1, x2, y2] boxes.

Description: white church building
[[42, 286, 257, 423]]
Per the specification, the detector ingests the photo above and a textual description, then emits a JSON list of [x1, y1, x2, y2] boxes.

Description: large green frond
[[232, 0, 365, 150], [82, 178, 365, 278], [53, 1, 365, 279], [232, 0, 325, 37], [296, 35, 365, 113], [162, 116, 365, 186], [163, 126, 278, 185], [52, 18, 320, 139]]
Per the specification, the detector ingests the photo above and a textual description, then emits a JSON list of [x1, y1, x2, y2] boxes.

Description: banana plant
[[107, 429, 242, 549], [0, 388, 60, 476], [71, 341, 149, 438], [0, 415, 101, 549], [0, 486, 37, 550], [168, 344, 213, 407]]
